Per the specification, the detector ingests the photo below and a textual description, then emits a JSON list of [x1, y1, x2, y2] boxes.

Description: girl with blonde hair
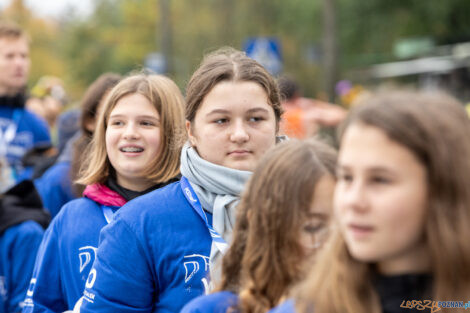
[[272, 90, 470, 313], [35, 73, 121, 218], [23, 73, 185, 313], [181, 139, 337, 313]]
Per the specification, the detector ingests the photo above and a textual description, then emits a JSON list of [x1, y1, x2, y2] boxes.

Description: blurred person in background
[[34, 73, 121, 218], [27, 76, 67, 129], [21, 109, 80, 181], [181, 139, 336, 313], [20, 76, 71, 181], [0, 21, 50, 191], [278, 76, 346, 140], [0, 168, 50, 313], [271, 91, 470, 313]]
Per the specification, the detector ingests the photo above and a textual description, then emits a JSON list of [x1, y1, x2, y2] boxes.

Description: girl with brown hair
[[180, 139, 337, 313], [79, 47, 284, 313], [272, 91, 470, 313], [23, 73, 185, 313]]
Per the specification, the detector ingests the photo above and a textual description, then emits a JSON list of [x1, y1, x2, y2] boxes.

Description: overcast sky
[[0, 0, 93, 19]]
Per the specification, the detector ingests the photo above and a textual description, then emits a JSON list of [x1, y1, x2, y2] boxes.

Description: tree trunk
[[322, 0, 338, 102], [159, 0, 172, 75]]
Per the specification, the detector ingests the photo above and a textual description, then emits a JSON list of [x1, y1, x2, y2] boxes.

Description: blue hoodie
[[0, 179, 50, 313], [34, 132, 78, 218], [80, 180, 212, 313], [0, 104, 50, 183], [268, 300, 296, 313], [22, 183, 127, 313], [180, 291, 238, 313], [0, 221, 44, 313], [34, 162, 75, 219]]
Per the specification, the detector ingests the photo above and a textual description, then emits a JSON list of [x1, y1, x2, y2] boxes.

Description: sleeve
[[180, 295, 213, 313], [268, 299, 297, 313], [29, 112, 51, 145], [34, 164, 74, 219], [79, 217, 156, 313], [180, 292, 237, 313], [22, 220, 67, 313], [6, 222, 44, 313]]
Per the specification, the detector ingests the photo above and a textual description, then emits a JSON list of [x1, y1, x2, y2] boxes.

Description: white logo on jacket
[[78, 246, 98, 274], [183, 254, 211, 293]]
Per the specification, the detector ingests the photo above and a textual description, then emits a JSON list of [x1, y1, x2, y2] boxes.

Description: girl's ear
[[186, 120, 197, 146]]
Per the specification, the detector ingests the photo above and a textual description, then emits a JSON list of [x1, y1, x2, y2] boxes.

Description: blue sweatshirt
[[80, 180, 213, 313], [34, 162, 75, 218], [22, 184, 126, 313], [0, 221, 44, 313], [181, 291, 238, 313], [268, 300, 296, 313], [0, 105, 50, 182]]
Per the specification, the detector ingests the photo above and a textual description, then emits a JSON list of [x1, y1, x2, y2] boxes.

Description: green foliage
[[3, 0, 470, 99]]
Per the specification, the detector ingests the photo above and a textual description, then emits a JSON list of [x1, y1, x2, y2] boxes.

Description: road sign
[[244, 37, 282, 75], [144, 52, 167, 74]]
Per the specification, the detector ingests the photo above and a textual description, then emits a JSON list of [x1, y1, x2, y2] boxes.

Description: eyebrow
[[109, 114, 159, 121], [206, 107, 270, 116], [307, 212, 329, 219], [337, 164, 395, 174]]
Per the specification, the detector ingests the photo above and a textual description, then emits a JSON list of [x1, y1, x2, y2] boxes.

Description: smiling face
[[105, 93, 161, 191], [186, 81, 277, 172], [335, 123, 429, 274], [0, 37, 30, 95]]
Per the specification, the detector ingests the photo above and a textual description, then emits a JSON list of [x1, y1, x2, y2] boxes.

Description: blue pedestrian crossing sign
[[144, 52, 167, 74], [244, 37, 282, 75]]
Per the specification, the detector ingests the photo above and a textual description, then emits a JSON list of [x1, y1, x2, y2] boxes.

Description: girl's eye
[[303, 223, 325, 234], [140, 121, 155, 126], [337, 172, 353, 182], [249, 116, 264, 122], [371, 176, 391, 184], [214, 118, 228, 124], [110, 120, 124, 126]]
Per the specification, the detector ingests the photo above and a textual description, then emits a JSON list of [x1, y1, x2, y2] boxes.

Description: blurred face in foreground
[[335, 123, 429, 274]]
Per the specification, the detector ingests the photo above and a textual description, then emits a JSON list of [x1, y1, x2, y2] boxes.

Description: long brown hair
[[77, 73, 185, 186], [295, 90, 470, 313], [71, 73, 121, 196], [218, 139, 337, 313], [185, 47, 283, 130]]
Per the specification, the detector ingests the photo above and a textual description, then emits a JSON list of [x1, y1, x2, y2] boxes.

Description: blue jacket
[[80, 180, 213, 313], [34, 162, 75, 218], [34, 132, 79, 218], [268, 300, 296, 313], [0, 105, 50, 182], [181, 291, 238, 313], [22, 184, 126, 313], [0, 221, 44, 313]]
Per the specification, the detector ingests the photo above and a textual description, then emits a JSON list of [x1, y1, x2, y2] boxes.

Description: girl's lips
[[228, 150, 251, 156], [119, 146, 144, 153], [348, 224, 374, 239]]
